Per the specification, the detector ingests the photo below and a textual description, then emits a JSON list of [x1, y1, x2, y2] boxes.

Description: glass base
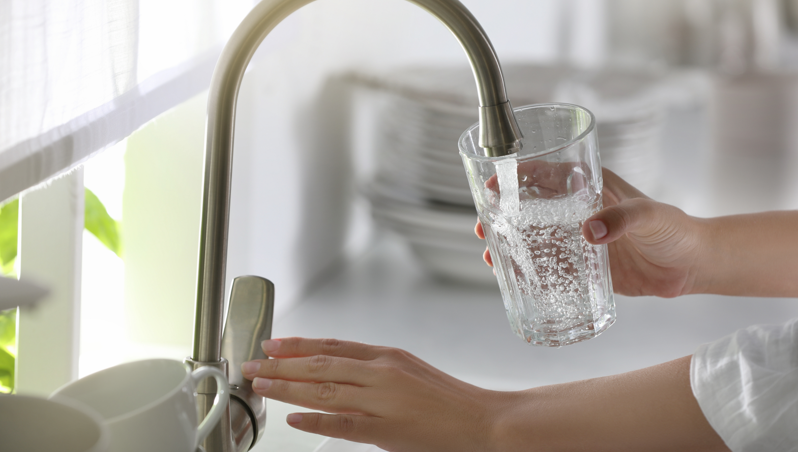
[[516, 312, 615, 347]]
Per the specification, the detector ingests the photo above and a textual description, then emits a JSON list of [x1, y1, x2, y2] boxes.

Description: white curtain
[[0, 0, 257, 203]]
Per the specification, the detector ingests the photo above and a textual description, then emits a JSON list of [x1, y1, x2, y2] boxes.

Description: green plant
[[84, 188, 123, 258], [0, 198, 19, 393], [0, 199, 17, 276], [0, 188, 121, 393], [0, 310, 15, 393]]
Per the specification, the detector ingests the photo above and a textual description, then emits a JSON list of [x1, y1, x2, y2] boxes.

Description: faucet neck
[[192, 0, 521, 362]]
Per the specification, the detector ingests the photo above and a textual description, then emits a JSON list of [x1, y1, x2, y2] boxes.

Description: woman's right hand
[[476, 168, 706, 298]]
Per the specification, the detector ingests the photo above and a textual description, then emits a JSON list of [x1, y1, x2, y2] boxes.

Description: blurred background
[[4, 0, 798, 450]]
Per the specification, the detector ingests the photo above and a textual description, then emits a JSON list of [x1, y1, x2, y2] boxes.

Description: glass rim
[[458, 103, 596, 162]]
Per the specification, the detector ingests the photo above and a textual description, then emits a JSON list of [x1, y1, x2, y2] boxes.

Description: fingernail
[[287, 413, 303, 425], [253, 378, 273, 390], [262, 339, 280, 353], [589, 220, 607, 240], [241, 361, 261, 375]]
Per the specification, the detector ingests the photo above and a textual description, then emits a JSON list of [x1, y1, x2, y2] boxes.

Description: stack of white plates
[[555, 70, 665, 194], [350, 64, 664, 285], [707, 72, 798, 215], [366, 179, 494, 285], [361, 65, 568, 208]]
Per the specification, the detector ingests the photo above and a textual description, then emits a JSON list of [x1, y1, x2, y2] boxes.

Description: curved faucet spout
[[191, 0, 521, 450], [193, 0, 521, 364]]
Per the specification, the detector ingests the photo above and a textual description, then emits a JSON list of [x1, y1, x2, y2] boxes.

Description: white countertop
[[253, 233, 798, 452], [252, 104, 798, 451]]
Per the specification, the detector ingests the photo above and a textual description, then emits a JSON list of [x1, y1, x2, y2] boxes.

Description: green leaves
[[0, 198, 19, 392], [0, 310, 15, 393], [0, 199, 18, 276], [0, 188, 122, 393], [84, 188, 123, 258], [0, 188, 122, 265]]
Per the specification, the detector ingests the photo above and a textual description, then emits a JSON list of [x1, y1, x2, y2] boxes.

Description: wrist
[[487, 389, 543, 452], [684, 216, 724, 295], [488, 388, 573, 452], [688, 211, 798, 297]]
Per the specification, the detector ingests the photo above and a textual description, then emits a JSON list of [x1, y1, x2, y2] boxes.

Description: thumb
[[582, 198, 660, 245]]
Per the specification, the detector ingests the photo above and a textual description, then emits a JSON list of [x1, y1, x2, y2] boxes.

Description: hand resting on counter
[[241, 338, 726, 452]]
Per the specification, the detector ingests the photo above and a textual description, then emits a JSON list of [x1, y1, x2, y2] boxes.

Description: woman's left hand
[[240, 337, 505, 452], [241, 339, 728, 452]]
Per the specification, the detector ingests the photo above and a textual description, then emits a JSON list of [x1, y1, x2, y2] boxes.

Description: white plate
[[409, 241, 496, 286]]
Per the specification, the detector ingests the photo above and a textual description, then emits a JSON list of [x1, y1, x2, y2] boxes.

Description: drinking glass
[[459, 103, 615, 347]]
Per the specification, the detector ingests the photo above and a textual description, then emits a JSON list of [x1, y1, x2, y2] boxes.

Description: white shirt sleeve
[[691, 318, 798, 452]]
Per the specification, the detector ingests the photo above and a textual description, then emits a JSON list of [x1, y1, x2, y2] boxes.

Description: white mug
[[51, 358, 229, 452], [0, 393, 110, 452]]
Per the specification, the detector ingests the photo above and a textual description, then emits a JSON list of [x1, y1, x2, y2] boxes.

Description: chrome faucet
[[187, 0, 523, 451]]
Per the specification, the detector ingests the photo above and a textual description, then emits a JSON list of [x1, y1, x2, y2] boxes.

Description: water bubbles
[[486, 190, 603, 332]]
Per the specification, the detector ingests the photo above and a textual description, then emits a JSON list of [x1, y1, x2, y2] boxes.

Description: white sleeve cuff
[[691, 318, 798, 452]]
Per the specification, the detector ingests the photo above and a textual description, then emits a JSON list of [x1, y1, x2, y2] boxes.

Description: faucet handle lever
[[223, 275, 274, 384], [222, 275, 274, 450]]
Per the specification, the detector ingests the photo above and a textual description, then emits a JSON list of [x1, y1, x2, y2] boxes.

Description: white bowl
[[0, 394, 109, 452]]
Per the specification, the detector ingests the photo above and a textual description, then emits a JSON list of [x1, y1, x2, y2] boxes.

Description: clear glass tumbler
[[459, 104, 615, 347]]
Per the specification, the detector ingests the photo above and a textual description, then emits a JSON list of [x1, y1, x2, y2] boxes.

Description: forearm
[[490, 356, 728, 452], [694, 211, 798, 297]]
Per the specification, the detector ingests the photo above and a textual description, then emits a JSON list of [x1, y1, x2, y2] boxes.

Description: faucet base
[[186, 358, 236, 452]]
